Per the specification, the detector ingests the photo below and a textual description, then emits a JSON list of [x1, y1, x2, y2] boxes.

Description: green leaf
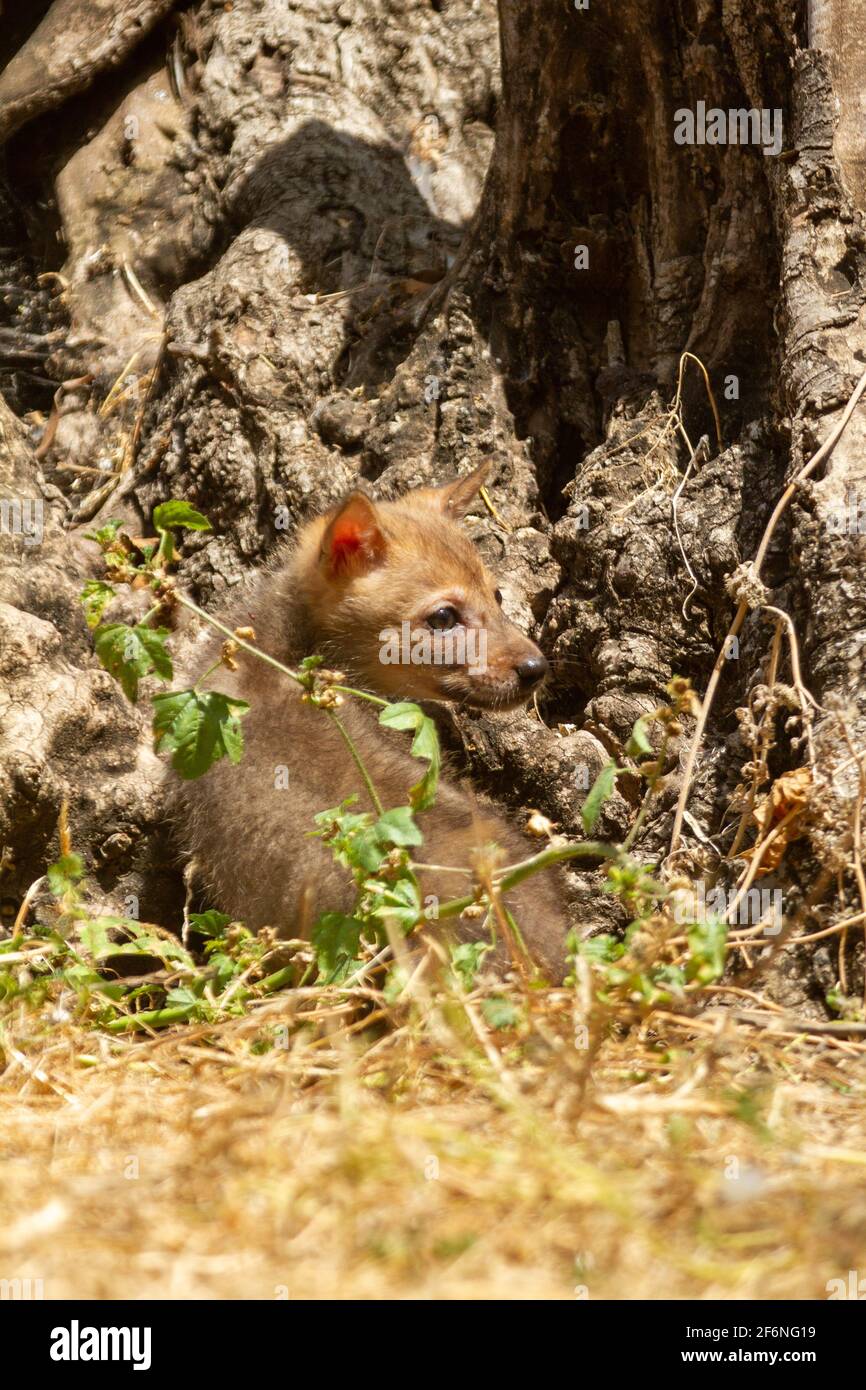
[[625, 716, 653, 759], [378, 701, 441, 810], [578, 933, 626, 963], [366, 875, 421, 932], [375, 806, 423, 847], [47, 853, 85, 898], [164, 986, 201, 1009], [152, 501, 212, 533], [378, 702, 425, 734], [383, 964, 410, 1005], [209, 951, 241, 992], [686, 916, 727, 985], [482, 995, 521, 1030], [94, 623, 173, 702], [138, 627, 172, 675], [652, 963, 686, 992], [112, 933, 192, 965], [84, 520, 123, 547], [152, 688, 250, 779], [77, 918, 113, 958], [62, 963, 126, 1001], [826, 989, 865, 1021], [112, 929, 193, 966], [77, 916, 194, 968], [80, 580, 116, 629], [580, 759, 620, 834], [313, 797, 359, 824], [189, 909, 232, 938], [451, 940, 493, 989], [311, 913, 366, 983], [313, 804, 385, 875]]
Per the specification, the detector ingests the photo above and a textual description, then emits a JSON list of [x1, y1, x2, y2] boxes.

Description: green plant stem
[[326, 710, 384, 816], [194, 657, 227, 692], [434, 840, 621, 921], [622, 732, 669, 854], [154, 529, 174, 568], [260, 964, 296, 993], [105, 1005, 199, 1033], [332, 686, 389, 708], [173, 592, 305, 685]]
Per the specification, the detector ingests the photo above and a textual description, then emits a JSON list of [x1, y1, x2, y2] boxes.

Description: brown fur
[[174, 466, 570, 980]]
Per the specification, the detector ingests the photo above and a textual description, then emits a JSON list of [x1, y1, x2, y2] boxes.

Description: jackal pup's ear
[[321, 492, 387, 577], [413, 459, 493, 519]]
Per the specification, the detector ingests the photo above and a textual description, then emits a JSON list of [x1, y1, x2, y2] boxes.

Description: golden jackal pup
[[177, 465, 568, 978]]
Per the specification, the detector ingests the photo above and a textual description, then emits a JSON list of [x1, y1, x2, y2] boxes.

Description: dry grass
[[2, 979, 866, 1301]]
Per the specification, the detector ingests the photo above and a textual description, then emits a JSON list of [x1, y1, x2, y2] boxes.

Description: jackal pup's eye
[[427, 605, 459, 630], [494, 588, 503, 606]]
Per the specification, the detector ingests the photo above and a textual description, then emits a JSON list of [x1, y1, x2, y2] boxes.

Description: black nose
[[516, 653, 549, 687]]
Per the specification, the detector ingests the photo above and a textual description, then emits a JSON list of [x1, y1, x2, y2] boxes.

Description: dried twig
[[670, 365, 866, 855]]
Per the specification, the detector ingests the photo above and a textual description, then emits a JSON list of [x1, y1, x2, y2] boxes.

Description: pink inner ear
[[330, 522, 364, 572]]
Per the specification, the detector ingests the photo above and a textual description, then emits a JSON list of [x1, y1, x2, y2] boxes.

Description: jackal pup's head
[[294, 463, 548, 710]]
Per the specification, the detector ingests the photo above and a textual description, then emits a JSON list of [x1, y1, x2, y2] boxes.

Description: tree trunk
[[1, 0, 864, 1009]]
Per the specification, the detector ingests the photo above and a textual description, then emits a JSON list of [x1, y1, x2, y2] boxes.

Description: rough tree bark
[[1, 0, 864, 1010]]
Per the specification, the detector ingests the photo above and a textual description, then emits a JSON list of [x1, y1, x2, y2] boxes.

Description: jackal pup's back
[[177, 465, 569, 979]]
